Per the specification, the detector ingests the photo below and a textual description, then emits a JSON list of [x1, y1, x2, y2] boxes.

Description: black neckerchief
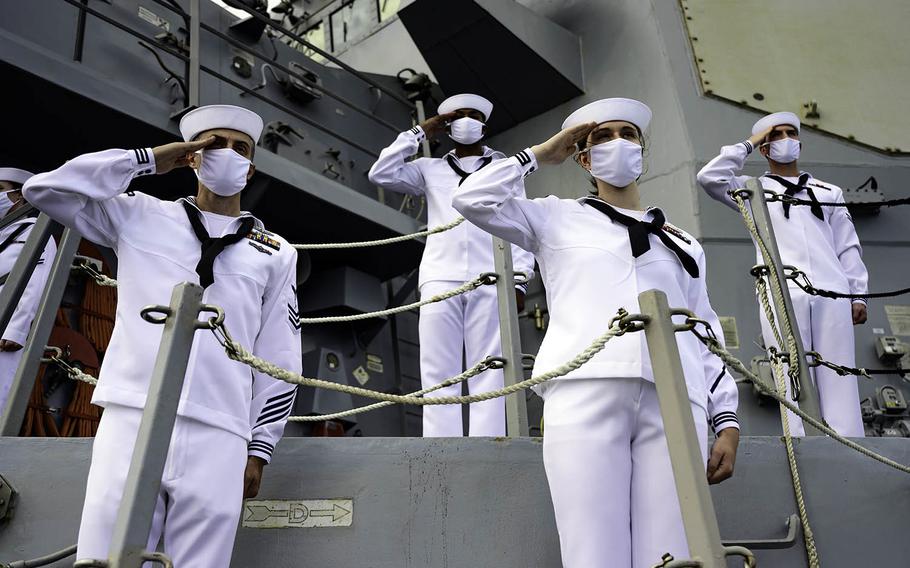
[[766, 173, 824, 220], [181, 201, 255, 289], [445, 154, 494, 186], [0, 221, 35, 255], [582, 197, 699, 278]]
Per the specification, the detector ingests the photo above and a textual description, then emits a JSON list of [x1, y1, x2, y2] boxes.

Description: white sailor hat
[[0, 168, 35, 186], [752, 111, 800, 136], [561, 98, 652, 132], [179, 104, 264, 143], [438, 94, 494, 121]]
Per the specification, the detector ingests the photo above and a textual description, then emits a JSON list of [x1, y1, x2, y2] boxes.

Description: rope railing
[[785, 266, 910, 300], [290, 357, 502, 422], [292, 217, 465, 250], [298, 273, 496, 324], [74, 263, 118, 288], [211, 310, 631, 406], [42, 347, 98, 386], [764, 189, 910, 210], [733, 190, 804, 401]]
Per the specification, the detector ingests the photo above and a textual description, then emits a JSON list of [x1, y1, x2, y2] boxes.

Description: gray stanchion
[[743, 177, 823, 436], [0, 226, 79, 435], [81, 283, 218, 568], [491, 236, 529, 437], [0, 214, 56, 333], [638, 290, 753, 568]]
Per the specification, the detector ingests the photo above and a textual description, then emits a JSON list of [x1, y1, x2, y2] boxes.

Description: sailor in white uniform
[[368, 93, 536, 437], [697, 111, 867, 437], [23, 105, 301, 567], [0, 168, 56, 412], [453, 98, 740, 568]]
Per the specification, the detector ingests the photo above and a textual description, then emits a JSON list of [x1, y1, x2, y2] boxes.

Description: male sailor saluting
[[697, 111, 868, 437], [368, 93, 536, 437], [0, 167, 56, 412], [23, 104, 301, 567], [453, 98, 740, 568]]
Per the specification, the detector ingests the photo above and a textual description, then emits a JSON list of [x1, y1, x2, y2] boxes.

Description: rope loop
[[477, 272, 499, 286]]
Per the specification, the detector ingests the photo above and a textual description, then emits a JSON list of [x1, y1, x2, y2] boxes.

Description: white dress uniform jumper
[[0, 211, 56, 411], [453, 148, 739, 568], [697, 128, 868, 437], [368, 124, 536, 437], [23, 146, 301, 567]]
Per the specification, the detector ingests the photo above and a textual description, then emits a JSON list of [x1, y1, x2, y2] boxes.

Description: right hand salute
[[530, 122, 598, 165], [419, 112, 459, 139], [151, 136, 215, 174], [748, 126, 773, 149]]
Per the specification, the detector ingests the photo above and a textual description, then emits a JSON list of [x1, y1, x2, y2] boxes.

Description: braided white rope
[[298, 276, 490, 324], [220, 320, 623, 406], [706, 340, 910, 476], [45, 357, 99, 386], [734, 189, 820, 567], [290, 359, 493, 422], [74, 264, 118, 287], [292, 217, 465, 250]]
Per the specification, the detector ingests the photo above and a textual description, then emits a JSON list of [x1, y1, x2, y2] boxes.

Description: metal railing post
[[0, 214, 56, 333], [0, 228, 81, 435], [637, 289, 729, 568], [101, 283, 214, 568], [744, 177, 823, 436], [491, 237, 528, 437], [186, 0, 201, 111]]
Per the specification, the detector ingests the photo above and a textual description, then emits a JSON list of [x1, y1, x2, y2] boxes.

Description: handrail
[[58, 0, 386, 158], [199, 22, 401, 133], [201, 64, 379, 158], [218, 2, 416, 109]]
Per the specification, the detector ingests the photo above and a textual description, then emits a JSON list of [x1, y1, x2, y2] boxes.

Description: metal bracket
[[0, 474, 17, 526], [722, 513, 800, 550]]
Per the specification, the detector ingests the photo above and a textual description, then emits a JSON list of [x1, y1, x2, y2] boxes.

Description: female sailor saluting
[[452, 98, 740, 568]]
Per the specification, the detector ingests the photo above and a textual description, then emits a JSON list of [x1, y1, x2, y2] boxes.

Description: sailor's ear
[[247, 163, 256, 180]]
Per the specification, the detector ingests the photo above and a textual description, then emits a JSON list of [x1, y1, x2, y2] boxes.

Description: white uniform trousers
[[758, 289, 864, 437], [541, 377, 708, 568], [77, 404, 247, 567], [418, 280, 505, 437], [0, 349, 25, 412]]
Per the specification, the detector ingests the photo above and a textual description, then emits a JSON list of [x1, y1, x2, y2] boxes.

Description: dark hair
[[575, 127, 648, 193]]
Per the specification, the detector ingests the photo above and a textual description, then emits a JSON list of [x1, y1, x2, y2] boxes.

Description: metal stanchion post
[[0, 228, 81, 434], [638, 289, 727, 568], [492, 237, 529, 437], [0, 214, 56, 333], [743, 177, 823, 436], [97, 283, 217, 568]]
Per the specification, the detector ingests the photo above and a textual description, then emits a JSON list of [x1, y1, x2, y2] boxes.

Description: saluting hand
[[151, 136, 215, 175], [748, 126, 774, 150], [419, 112, 459, 139], [530, 122, 598, 165]]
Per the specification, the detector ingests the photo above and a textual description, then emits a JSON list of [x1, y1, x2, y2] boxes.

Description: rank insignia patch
[[662, 224, 691, 244], [247, 230, 281, 251]]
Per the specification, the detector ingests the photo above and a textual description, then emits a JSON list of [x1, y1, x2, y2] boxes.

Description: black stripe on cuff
[[514, 150, 531, 166]]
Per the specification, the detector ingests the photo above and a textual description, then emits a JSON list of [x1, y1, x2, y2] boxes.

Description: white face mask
[[194, 148, 251, 197], [448, 117, 485, 145], [586, 138, 643, 188], [0, 189, 20, 218], [767, 138, 801, 164]]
